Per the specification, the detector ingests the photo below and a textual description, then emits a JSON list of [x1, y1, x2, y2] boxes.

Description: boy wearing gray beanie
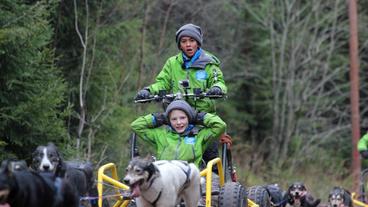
[[175, 23, 203, 48], [134, 23, 231, 167], [130, 99, 227, 167], [135, 23, 227, 109]]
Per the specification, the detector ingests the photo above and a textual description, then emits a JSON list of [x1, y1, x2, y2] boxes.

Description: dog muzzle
[[130, 183, 141, 197]]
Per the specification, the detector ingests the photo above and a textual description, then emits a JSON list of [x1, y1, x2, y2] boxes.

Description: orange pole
[[348, 0, 361, 193]]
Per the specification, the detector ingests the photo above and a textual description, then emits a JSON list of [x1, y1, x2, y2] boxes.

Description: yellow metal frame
[[247, 198, 259, 207], [352, 192, 368, 207], [97, 163, 131, 207], [97, 158, 258, 207], [200, 158, 224, 207]]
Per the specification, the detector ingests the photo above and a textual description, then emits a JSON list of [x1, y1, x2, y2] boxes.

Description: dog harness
[[173, 160, 192, 190], [150, 191, 162, 206], [165, 160, 193, 200], [138, 164, 162, 206], [146, 175, 162, 207], [143, 160, 192, 206]]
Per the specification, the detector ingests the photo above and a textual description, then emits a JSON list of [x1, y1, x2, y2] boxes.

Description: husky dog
[[285, 182, 321, 207], [328, 186, 352, 207], [123, 157, 201, 207]]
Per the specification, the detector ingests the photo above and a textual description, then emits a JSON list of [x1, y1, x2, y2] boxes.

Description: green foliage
[[0, 0, 68, 160]]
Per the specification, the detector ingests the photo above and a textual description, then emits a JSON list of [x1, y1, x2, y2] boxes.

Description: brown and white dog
[[328, 186, 352, 207], [123, 157, 201, 207], [284, 182, 321, 207]]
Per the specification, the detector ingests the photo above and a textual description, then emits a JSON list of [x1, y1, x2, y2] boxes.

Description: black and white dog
[[284, 182, 321, 207], [123, 157, 201, 207], [31, 143, 65, 176], [31, 143, 100, 207], [0, 159, 79, 207], [328, 186, 352, 207]]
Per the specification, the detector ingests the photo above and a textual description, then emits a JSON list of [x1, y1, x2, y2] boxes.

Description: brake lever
[[204, 93, 225, 99]]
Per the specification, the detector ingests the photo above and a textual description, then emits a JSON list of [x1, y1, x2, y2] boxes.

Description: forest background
[[1, 0, 368, 200]]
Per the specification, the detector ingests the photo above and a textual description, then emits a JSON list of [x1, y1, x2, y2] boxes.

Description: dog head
[[328, 187, 351, 207], [123, 156, 158, 197], [287, 182, 321, 207], [31, 142, 63, 174], [288, 182, 307, 200]]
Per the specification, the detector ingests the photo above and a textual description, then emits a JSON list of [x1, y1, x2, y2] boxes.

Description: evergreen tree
[[0, 0, 68, 160]]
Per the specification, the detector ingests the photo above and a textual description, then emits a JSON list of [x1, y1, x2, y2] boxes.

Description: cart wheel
[[246, 185, 271, 207], [218, 182, 247, 207]]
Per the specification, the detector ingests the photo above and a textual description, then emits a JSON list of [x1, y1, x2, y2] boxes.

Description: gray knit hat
[[165, 100, 196, 123], [175, 23, 203, 49]]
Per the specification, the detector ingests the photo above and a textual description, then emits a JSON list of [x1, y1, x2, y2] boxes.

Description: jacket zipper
[[175, 137, 181, 159]]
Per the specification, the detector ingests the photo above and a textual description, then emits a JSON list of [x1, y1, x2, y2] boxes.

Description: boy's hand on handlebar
[[207, 86, 223, 95], [220, 134, 232, 149], [152, 112, 167, 127], [135, 88, 151, 100], [195, 112, 206, 125], [360, 150, 368, 159]]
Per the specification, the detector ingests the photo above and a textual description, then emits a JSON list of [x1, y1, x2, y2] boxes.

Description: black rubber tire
[[218, 182, 247, 207], [246, 185, 271, 207]]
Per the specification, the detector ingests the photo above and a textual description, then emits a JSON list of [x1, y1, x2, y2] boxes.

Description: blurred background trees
[[1, 0, 368, 197]]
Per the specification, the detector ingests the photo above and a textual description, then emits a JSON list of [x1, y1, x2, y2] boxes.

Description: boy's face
[[169, 109, 189, 134], [179, 36, 199, 58]]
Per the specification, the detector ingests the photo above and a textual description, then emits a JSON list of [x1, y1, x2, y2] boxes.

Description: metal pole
[[348, 0, 361, 193]]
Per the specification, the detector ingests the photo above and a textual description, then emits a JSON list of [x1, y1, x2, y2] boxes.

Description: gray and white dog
[[328, 186, 352, 207], [285, 182, 321, 207], [123, 157, 201, 207]]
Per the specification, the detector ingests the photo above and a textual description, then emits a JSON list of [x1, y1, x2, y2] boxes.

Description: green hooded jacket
[[148, 50, 227, 113], [358, 133, 368, 151], [130, 113, 226, 167]]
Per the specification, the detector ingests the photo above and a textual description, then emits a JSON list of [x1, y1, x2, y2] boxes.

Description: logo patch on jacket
[[184, 136, 196, 145], [195, 70, 207, 80]]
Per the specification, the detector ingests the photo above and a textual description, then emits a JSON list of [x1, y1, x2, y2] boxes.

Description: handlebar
[[134, 91, 226, 104]]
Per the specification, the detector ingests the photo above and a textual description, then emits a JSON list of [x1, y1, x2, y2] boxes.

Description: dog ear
[[144, 154, 155, 163], [47, 142, 62, 159], [146, 162, 156, 172], [145, 162, 158, 182], [32, 146, 43, 159], [300, 183, 307, 191], [55, 160, 67, 177], [31, 148, 41, 170]]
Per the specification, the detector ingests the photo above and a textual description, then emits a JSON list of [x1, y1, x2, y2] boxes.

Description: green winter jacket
[[148, 50, 227, 113], [358, 133, 368, 151], [130, 113, 226, 167]]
